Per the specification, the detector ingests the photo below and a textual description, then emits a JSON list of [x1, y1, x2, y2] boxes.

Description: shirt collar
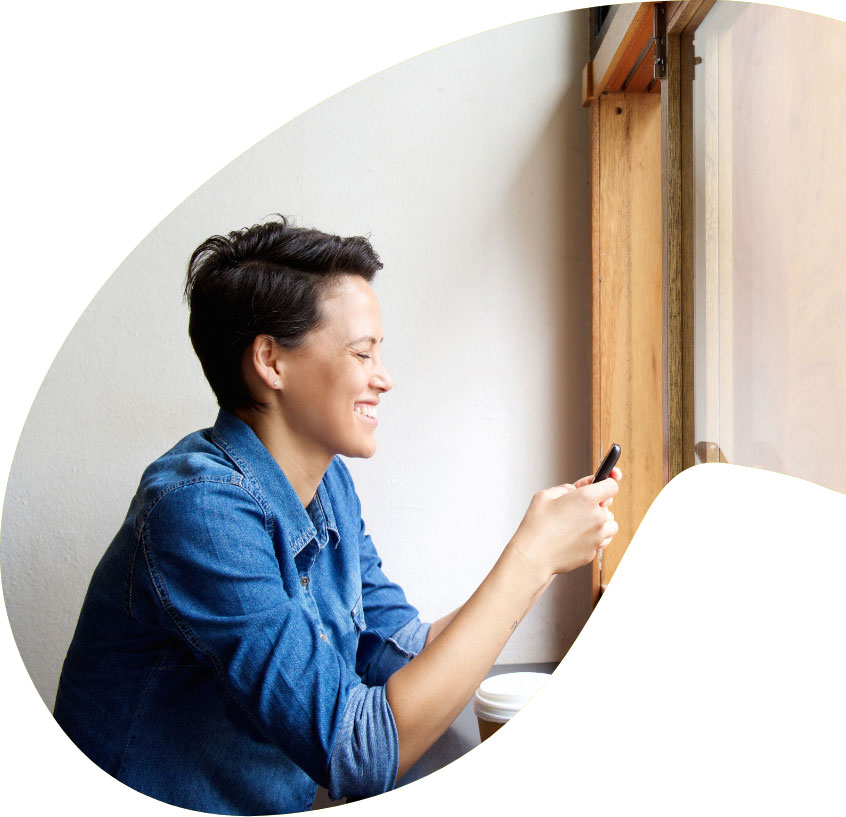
[[210, 409, 340, 556], [314, 479, 340, 547]]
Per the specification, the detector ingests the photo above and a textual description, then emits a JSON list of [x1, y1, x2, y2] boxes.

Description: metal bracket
[[653, 3, 667, 81]]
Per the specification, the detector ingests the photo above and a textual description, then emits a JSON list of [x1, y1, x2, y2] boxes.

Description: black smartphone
[[593, 443, 621, 483]]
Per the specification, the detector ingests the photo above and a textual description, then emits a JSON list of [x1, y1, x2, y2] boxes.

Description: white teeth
[[355, 405, 378, 419]]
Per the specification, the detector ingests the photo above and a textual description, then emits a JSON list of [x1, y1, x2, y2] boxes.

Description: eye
[[355, 353, 371, 361]]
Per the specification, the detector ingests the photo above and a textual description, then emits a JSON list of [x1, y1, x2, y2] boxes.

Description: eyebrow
[[347, 335, 383, 346]]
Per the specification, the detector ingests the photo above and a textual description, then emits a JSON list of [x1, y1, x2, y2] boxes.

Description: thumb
[[544, 483, 577, 500]]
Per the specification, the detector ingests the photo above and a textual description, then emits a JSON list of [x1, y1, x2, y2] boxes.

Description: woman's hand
[[508, 467, 621, 580], [576, 465, 621, 549], [573, 465, 622, 501], [387, 466, 621, 781]]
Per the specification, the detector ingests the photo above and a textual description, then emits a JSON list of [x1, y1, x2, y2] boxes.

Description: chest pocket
[[351, 594, 366, 633]]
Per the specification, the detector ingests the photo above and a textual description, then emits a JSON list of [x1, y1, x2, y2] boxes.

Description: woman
[[53, 218, 620, 815]]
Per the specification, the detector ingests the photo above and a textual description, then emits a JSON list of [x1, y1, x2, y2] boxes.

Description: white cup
[[473, 671, 551, 741]]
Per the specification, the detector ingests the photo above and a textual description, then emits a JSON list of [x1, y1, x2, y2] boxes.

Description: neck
[[233, 406, 331, 508]]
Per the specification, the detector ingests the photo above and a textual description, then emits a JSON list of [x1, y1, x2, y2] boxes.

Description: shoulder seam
[[126, 478, 274, 619], [137, 475, 274, 539]]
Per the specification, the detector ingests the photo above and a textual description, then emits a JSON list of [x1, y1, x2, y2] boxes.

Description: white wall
[[1, 11, 592, 708]]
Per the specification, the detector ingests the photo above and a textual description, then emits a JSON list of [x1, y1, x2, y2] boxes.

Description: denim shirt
[[53, 410, 429, 815]]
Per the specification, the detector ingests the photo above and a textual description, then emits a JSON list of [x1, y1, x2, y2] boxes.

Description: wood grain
[[681, 31, 697, 470], [667, 0, 717, 35], [596, 93, 665, 587], [625, 41, 657, 93], [604, 5, 656, 92], [662, 33, 683, 482], [590, 99, 602, 606], [593, 4, 653, 97], [582, 60, 594, 107]]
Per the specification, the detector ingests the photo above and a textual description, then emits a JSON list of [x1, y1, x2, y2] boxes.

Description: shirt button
[[300, 576, 309, 587], [320, 633, 328, 642]]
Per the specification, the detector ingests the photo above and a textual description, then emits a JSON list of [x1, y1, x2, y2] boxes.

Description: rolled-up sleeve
[[328, 457, 431, 687], [327, 684, 398, 801], [138, 478, 398, 799], [355, 519, 431, 686]]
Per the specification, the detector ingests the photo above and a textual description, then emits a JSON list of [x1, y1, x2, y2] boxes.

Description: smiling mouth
[[354, 404, 378, 424]]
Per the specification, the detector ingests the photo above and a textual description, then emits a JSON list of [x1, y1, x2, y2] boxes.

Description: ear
[[246, 335, 284, 391]]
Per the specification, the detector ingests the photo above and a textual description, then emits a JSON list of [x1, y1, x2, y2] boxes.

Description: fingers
[[542, 483, 577, 501], [597, 508, 618, 550], [582, 475, 619, 503], [572, 466, 622, 491]]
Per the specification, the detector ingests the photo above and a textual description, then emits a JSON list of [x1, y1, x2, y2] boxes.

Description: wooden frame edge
[[593, 3, 654, 97], [590, 99, 602, 607], [665, 1, 715, 479], [667, 0, 718, 35], [582, 61, 595, 107]]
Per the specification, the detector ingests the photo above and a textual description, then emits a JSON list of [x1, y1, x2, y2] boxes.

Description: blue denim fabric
[[53, 410, 429, 815]]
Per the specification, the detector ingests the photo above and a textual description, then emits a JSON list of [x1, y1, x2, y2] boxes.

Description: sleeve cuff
[[388, 616, 430, 657], [366, 616, 430, 685], [327, 683, 399, 801]]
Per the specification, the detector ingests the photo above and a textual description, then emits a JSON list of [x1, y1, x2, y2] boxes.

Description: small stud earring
[[272, 380, 280, 388]]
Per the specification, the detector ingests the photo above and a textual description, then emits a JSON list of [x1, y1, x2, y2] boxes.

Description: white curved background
[[1, 2, 844, 815]]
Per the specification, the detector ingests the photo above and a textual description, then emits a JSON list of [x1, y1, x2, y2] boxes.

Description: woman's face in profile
[[278, 274, 394, 461]]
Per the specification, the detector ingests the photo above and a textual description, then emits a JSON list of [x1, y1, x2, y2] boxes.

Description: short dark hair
[[184, 216, 383, 411]]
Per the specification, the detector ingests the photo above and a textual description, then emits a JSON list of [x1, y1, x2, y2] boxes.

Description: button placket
[[296, 540, 331, 645]]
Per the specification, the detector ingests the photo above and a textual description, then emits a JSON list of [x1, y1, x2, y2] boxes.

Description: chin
[[345, 440, 378, 459]]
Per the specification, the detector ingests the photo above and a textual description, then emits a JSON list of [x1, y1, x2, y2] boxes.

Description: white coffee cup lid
[[473, 671, 551, 723]]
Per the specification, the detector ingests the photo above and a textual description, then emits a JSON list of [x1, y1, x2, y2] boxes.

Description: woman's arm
[[423, 607, 461, 646], [424, 576, 555, 647], [386, 474, 619, 781], [422, 470, 618, 649]]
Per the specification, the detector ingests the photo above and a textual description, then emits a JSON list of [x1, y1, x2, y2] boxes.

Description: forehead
[[316, 275, 382, 339]]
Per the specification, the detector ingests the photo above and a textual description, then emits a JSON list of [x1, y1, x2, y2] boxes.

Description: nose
[[371, 355, 394, 394]]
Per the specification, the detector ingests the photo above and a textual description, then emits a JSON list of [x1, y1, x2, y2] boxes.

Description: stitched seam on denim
[[211, 428, 278, 539], [124, 548, 135, 619], [140, 506, 280, 747], [115, 661, 160, 778], [311, 494, 330, 553], [124, 490, 142, 619], [211, 425, 260, 486], [138, 475, 275, 540], [288, 515, 318, 557], [316, 479, 339, 537], [351, 594, 366, 632], [384, 637, 415, 659], [212, 426, 319, 552]]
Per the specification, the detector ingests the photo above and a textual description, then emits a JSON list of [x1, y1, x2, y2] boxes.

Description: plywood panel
[[733, 6, 846, 491], [595, 93, 665, 587], [693, 4, 846, 492]]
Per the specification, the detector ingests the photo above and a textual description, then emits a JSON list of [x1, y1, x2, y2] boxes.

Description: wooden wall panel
[[700, 4, 846, 491], [594, 93, 665, 589]]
